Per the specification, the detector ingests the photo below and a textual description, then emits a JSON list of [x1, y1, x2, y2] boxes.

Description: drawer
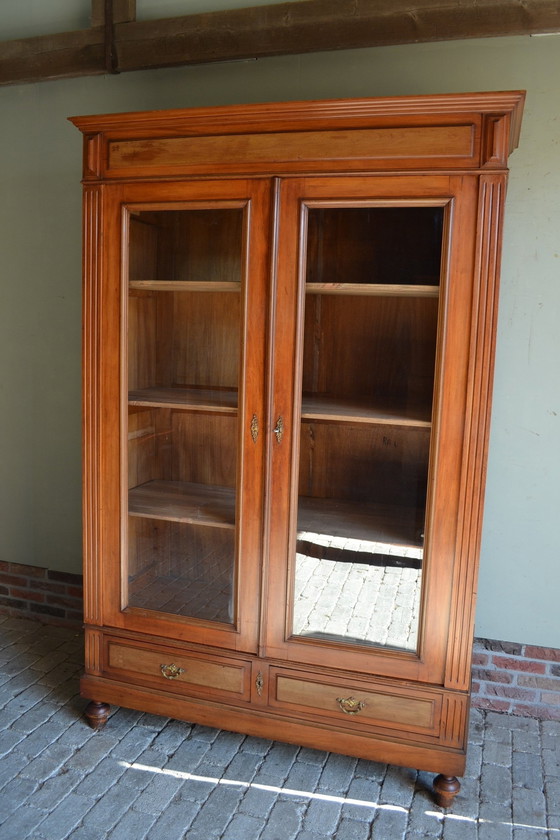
[[269, 667, 441, 737], [105, 638, 251, 701]]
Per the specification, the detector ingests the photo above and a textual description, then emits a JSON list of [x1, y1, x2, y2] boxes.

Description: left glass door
[[103, 181, 270, 652], [126, 206, 242, 624]]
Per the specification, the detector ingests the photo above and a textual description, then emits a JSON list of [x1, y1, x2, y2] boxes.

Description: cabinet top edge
[[69, 91, 526, 153]]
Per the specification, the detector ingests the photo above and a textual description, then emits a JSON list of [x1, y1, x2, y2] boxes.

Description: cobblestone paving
[[1, 615, 559, 839]]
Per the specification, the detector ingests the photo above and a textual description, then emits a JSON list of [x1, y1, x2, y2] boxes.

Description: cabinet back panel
[[173, 292, 240, 389], [163, 209, 243, 284], [129, 217, 159, 282], [127, 290, 241, 390], [298, 422, 430, 508], [127, 409, 237, 488], [306, 207, 443, 287], [302, 295, 439, 408]]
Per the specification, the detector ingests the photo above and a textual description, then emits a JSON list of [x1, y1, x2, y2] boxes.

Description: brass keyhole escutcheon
[[336, 696, 366, 715], [160, 663, 185, 680], [251, 414, 259, 443], [273, 416, 284, 444]]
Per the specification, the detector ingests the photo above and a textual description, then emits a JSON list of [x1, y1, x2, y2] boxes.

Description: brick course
[[0, 560, 83, 628], [472, 638, 560, 721], [1, 559, 559, 722]]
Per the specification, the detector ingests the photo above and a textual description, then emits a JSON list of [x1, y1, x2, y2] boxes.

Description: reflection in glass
[[292, 205, 443, 651], [125, 208, 243, 624]]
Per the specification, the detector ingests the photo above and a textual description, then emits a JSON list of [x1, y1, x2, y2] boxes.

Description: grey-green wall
[[1, 33, 558, 647]]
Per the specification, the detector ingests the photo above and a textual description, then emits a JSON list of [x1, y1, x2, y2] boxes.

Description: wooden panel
[[127, 408, 157, 489], [171, 412, 237, 486], [270, 668, 439, 735], [108, 124, 475, 175], [302, 295, 439, 408], [165, 209, 243, 284], [305, 205, 444, 287], [127, 410, 237, 491], [298, 422, 430, 512], [172, 292, 240, 389], [129, 215, 159, 282], [106, 638, 249, 698], [128, 292, 156, 391]]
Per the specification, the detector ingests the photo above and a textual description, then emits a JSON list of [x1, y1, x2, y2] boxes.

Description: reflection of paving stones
[[293, 532, 422, 651], [128, 557, 233, 623]]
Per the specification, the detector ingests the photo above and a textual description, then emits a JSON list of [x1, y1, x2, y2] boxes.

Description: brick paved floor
[[0, 615, 558, 840]]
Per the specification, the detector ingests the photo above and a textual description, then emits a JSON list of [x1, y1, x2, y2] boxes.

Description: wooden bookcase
[[71, 92, 524, 807]]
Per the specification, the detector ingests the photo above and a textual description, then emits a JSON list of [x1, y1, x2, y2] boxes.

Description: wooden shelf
[[129, 387, 238, 413], [129, 280, 240, 292], [298, 496, 423, 549], [306, 283, 439, 298], [129, 479, 421, 548], [301, 395, 432, 428], [129, 480, 236, 528], [128, 390, 430, 427]]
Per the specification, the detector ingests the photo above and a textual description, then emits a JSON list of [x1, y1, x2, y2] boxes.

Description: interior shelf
[[128, 387, 238, 413], [298, 496, 423, 548], [129, 280, 240, 292], [129, 480, 236, 529], [305, 283, 439, 298], [128, 480, 422, 547], [128, 389, 431, 427], [301, 395, 432, 428]]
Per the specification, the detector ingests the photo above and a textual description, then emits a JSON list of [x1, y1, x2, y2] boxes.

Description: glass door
[[126, 205, 243, 624], [103, 180, 270, 651], [264, 176, 468, 682], [293, 205, 442, 652]]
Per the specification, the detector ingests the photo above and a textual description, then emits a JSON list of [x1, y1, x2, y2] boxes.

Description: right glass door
[[291, 202, 445, 653]]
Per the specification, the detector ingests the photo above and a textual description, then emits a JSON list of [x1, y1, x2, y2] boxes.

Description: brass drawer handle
[[336, 696, 366, 715], [160, 663, 185, 680]]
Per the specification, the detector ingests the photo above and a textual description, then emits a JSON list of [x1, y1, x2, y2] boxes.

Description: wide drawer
[[269, 667, 442, 738], [104, 637, 251, 701]]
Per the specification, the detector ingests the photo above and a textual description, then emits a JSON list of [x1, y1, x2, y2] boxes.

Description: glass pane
[[306, 207, 442, 286], [126, 207, 243, 624], [291, 205, 443, 651]]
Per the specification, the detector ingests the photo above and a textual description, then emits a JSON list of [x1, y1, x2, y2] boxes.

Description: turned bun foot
[[433, 774, 461, 808], [84, 701, 111, 730]]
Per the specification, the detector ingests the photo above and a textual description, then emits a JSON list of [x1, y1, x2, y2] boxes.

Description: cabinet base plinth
[[433, 774, 461, 808], [84, 701, 111, 730]]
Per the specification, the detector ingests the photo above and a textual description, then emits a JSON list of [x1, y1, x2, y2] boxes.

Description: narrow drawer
[[270, 668, 441, 737], [105, 638, 251, 701]]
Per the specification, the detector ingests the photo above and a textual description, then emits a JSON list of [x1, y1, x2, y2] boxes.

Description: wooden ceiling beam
[[116, 0, 560, 72], [1, 0, 559, 86]]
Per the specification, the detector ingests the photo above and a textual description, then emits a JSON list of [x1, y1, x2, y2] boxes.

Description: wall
[[0, 32, 558, 646]]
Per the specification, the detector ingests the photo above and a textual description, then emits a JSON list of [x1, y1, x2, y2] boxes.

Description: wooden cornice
[[1, 0, 559, 86]]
